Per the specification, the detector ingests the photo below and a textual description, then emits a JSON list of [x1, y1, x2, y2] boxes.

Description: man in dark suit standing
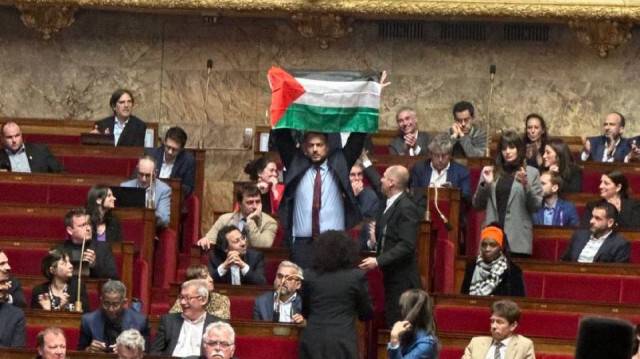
[[360, 164, 422, 327], [581, 112, 630, 162], [151, 279, 223, 357], [148, 126, 196, 197], [389, 107, 430, 156], [93, 89, 147, 147], [253, 260, 303, 323], [208, 225, 266, 285], [77, 280, 150, 353], [562, 201, 631, 263], [272, 130, 365, 269], [0, 122, 65, 173], [0, 270, 25, 347]]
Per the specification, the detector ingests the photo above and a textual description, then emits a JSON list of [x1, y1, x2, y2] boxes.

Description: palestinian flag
[[268, 67, 381, 133]]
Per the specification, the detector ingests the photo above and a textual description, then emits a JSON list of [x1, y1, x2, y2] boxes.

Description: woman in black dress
[[299, 230, 373, 359], [461, 223, 525, 297], [85, 185, 123, 242], [31, 248, 90, 312]]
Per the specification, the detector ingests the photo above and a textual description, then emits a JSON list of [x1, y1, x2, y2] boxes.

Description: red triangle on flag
[[268, 67, 306, 127]]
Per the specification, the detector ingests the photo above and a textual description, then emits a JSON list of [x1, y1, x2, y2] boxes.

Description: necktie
[[494, 342, 503, 359], [312, 165, 322, 237]]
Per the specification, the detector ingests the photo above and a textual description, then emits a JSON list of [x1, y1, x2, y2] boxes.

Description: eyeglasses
[[177, 294, 202, 301], [203, 340, 234, 349]]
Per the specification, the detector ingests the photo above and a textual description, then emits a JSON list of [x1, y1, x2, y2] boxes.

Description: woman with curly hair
[[299, 230, 373, 359], [243, 157, 283, 214], [85, 185, 122, 242], [388, 289, 439, 359]]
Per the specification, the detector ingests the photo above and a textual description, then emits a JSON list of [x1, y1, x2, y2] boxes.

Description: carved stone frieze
[[291, 12, 353, 49], [16, 3, 78, 39], [568, 19, 633, 57]]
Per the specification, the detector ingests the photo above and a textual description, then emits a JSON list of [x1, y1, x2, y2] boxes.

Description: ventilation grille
[[503, 24, 549, 42], [439, 23, 486, 41], [378, 21, 426, 40]]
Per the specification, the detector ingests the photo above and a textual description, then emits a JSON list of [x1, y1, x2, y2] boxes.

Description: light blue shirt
[[543, 204, 555, 225], [5, 146, 31, 172], [113, 117, 128, 146], [292, 160, 345, 237]]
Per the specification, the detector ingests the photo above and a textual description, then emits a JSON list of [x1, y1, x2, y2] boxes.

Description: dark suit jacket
[[8, 275, 26, 308], [409, 160, 472, 199], [561, 230, 630, 263], [0, 143, 65, 173], [0, 302, 25, 347], [580, 199, 640, 229], [532, 198, 580, 227], [77, 307, 150, 351], [389, 131, 431, 156], [95, 115, 146, 147], [272, 130, 364, 238], [460, 261, 525, 297], [148, 146, 196, 196], [585, 135, 630, 162], [208, 248, 266, 285], [55, 240, 120, 280], [253, 290, 302, 321], [150, 312, 221, 355]]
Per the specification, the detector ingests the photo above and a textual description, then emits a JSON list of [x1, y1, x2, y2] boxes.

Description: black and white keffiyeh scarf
[[469, 253, 508, 296]]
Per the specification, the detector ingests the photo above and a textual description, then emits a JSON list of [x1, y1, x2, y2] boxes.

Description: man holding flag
[[268, 67, 385, 268]]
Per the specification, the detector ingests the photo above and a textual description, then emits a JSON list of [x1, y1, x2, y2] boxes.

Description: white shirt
[[275, 292, 298, 323], [581, 138, 620, 162], [484, 337, 512, 359], [408, 131, 422, 156], [429, 162, 450, 187], [578, 230, 611, 263], [217, 262, 250, 285], [113, 117, 129, 146], [385, 192, 402, 213], [159, 152, 174, 178], [172, 312, 206, 357]]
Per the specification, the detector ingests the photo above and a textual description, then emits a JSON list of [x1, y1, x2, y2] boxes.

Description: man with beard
[[449, 101, 488, 158], [581, 112, 630, 162], [253, 261, 304, 323]]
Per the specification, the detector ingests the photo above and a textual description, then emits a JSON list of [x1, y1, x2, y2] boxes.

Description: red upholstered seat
[[0, 183, 48, 203], [48, 184, 90, 206], [531, 238, 560, 261], [372, 144, 388, 156], [523, 272, 544, 297], [466, 208, 485, 256], [229, 296, 256, 320], [431, 238, 455, 293], [434, 306, 488, 334], [542, 273, 622, 303], [23, 134, 82, 145], [620, 277, 640, 304], [60, 156, 137, 176], [518, 312, 580, 339], [153, 229, 177, 288], [440, 347, 465, 359], [265, 257, 280, 284], [119, 219, 146, 251], [581, 170, 601, 194], [0, 216, 65, 238], [181, 194, 201, 253], [234, 336, 298, 359], [3, 248, 49, 275], [133, 259, 149, 314], [631, 242, 640, 264], [27, 326, 80, 349], [273, 226, 284, 248]]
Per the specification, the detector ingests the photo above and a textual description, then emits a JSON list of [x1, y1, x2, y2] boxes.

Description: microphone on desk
[[431, 184, 452, 232], [272, 273, 304, 322], [486, 64, 497, 157], [75, 218, 89, 312], [204, 59, 213, 124]]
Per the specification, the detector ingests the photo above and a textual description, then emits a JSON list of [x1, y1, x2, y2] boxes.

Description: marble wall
[[1, 7, 639, 229]]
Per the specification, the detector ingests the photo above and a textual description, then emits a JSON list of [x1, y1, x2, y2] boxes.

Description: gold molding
[[569, 19, 633, 57], [291, 13, 353, 49], [16, 3, 77, 39], [3, 1, 640, 21]]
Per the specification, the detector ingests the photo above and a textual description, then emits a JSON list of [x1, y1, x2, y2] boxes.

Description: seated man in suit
[[148, 126, 196, 197], [562, 201, 630, 263], [36, 327, 67, 359], [350, 162, 381, 251], [92, 89, 147, 147], [121, 156, 171, 228], [151, 279, 224, 357], [410, 132, 471, 200], [389, 106, 430, 156], [254, 260, 304, 323], [0, 249, 26, 308], [56, 208, 119, 280], [78, 280, 150, 353], [0, 121, 65, 173], [0, 270, 25, 347], [185, 322, 237, 359], [115, 329, 146, 359], [449, 101, 488, 158], [208, 225, 266, 285], [533, 171, 580, 227], [198, 184, 277, 249], [581, 112, 630, 162], [462, 299, 535, 359]]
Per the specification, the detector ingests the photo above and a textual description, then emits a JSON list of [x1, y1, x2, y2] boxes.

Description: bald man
[[121, 156, 172, 228], [359, 164, 422, 327]]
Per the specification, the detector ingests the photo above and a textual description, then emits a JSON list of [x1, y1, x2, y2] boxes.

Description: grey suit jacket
[[150, 312, 221, 356], [472, 166, 542, 255], [253, 290, 303, 321], [462, 335, 536, 359], [389, 131, 431, 156]]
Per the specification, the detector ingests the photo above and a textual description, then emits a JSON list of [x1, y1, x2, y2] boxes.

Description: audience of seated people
[[198, 183, 277, 249], [0, 121, 65, 173], [541, 137, 583, 193], [390, 106, 430, 156], [184, 321, 237, 359], [580, 169, 640, 229], [93, 89, 147, 147], [208, 225, 266, 285], [563, 201, 631, 263], [0, 266, 25, 347], [148, 126, 196, 197], [581, 112, 630, 162], [31, 248, 90, 312], [253, 260, 304, 323], [449, 101, 487, 158], [350, 162, 380, 251], [523, 113, 547, 168], [121, 156, 171, 228], [461, 223, 525, 297], [387, 289, 439, 359], [77, 280, 150, 353], [56, 208, 120, 280], [85, 185, 123, 242], [243, 157, 284, 215], [36, 327, 66, 359], [532, 171, 580, 227], [115, 329, 146, 359], [0, 249, 26, 308], [473, 130, 543, 256], [170, 264, 230, 320]]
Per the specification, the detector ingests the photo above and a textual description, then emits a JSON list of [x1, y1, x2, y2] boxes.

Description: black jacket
[[95, 115, 146, 147]]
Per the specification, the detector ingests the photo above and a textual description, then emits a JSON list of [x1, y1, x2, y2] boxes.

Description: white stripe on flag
[[294, 78, 381, 109]]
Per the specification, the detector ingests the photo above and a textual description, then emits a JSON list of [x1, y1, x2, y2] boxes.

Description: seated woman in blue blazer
[[387, 289, 439, 359]]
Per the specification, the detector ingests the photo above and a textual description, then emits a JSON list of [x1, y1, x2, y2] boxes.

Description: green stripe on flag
[[273, 103, 379, 133]]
